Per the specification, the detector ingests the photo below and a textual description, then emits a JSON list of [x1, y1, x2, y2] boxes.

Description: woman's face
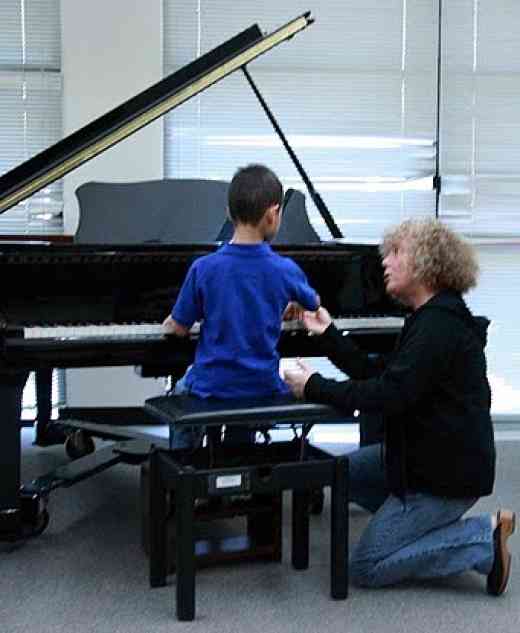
[[382, 239, 417, 304]]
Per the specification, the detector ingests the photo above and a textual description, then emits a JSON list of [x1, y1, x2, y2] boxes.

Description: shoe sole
[[495, 510, 516, 595]]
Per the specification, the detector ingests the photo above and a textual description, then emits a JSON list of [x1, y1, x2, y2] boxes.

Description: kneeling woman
[[284, 218, 514, 596]]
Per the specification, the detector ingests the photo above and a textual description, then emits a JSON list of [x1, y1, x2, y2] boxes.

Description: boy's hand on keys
[[282, 301, 305, 321]]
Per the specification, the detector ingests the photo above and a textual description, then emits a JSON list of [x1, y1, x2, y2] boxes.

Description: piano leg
[[0, 370, 29, 539], [34, 369, 67, 446], [35, 369, 52, 439]]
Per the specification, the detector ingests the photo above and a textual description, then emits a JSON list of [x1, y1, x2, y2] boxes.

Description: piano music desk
[[145, 394, 348, 621]]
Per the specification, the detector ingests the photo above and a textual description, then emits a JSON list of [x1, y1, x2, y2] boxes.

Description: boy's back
[[173, 241, 318, 398]]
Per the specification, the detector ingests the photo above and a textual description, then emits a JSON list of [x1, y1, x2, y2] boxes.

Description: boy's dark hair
[[228, 164, 283, 225]]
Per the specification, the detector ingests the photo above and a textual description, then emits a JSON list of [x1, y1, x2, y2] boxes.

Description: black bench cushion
[[144, 394, 343, 427]]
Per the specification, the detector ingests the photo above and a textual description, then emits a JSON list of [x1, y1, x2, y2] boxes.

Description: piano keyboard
[[281, 316, 405, 332], [23, 323, 165, 340], [22, 316, 405, 340]]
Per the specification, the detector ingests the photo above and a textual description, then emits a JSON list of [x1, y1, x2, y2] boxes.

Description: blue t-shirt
[[172, 242, 318, 398]]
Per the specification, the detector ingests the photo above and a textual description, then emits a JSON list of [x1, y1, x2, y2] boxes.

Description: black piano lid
[[0, 12, 313, 215]]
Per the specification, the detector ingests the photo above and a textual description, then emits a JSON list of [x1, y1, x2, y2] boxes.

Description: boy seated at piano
[[162, 163, 320, 448]]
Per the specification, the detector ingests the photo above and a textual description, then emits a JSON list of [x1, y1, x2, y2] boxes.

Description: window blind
[[0, 0, 63, 235], [163, 1, 437, 241], [466, 244, 520, 419], [439, 0, 520, 237]]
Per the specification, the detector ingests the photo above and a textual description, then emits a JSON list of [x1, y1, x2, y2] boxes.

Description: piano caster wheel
[[13, 490, 51, 540], [310, 488, 325, 515], [65, 430, 95, 460], [0, 509, 50, 543]]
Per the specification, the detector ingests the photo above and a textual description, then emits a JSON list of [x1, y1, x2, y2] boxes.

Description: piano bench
[[144, 394, 349, 621], [144, 392, 345, 449]]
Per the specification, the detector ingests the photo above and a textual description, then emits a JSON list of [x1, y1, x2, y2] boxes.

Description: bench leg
[[331, 456, 348, 599], [292, 489, 310, 569], [175, 472, 196, 621], [149, 452, 168, 588]]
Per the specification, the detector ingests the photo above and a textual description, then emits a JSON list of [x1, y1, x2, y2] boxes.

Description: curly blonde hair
[[380, 218, 479, 294]]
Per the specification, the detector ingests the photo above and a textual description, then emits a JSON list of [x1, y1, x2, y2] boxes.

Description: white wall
[[61, 0, 166, 406], [61, 0, 163, 234]]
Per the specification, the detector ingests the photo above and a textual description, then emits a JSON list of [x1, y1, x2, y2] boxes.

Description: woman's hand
[[302, 306, 333, 335], [283, 358, 316, 399]]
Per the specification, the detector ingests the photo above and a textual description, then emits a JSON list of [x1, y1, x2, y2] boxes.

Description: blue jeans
[[169, 369, 254, 449], [169, 369, 204, 449], [348, 444, 494, 587]]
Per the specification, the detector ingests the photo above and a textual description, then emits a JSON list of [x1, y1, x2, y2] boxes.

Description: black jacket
[[305, 290, 496, 498]]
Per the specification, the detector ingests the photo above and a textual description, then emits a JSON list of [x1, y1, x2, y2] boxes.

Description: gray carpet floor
[[1, 430, 518, 633]]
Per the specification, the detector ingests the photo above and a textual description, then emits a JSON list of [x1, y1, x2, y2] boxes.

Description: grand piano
[[0, 12, 404, 540]]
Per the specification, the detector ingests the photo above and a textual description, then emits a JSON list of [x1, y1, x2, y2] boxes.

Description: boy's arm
[[167, 261, 203, 335], [162, 314, 190, 337], [283, 258, 321, 313]]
